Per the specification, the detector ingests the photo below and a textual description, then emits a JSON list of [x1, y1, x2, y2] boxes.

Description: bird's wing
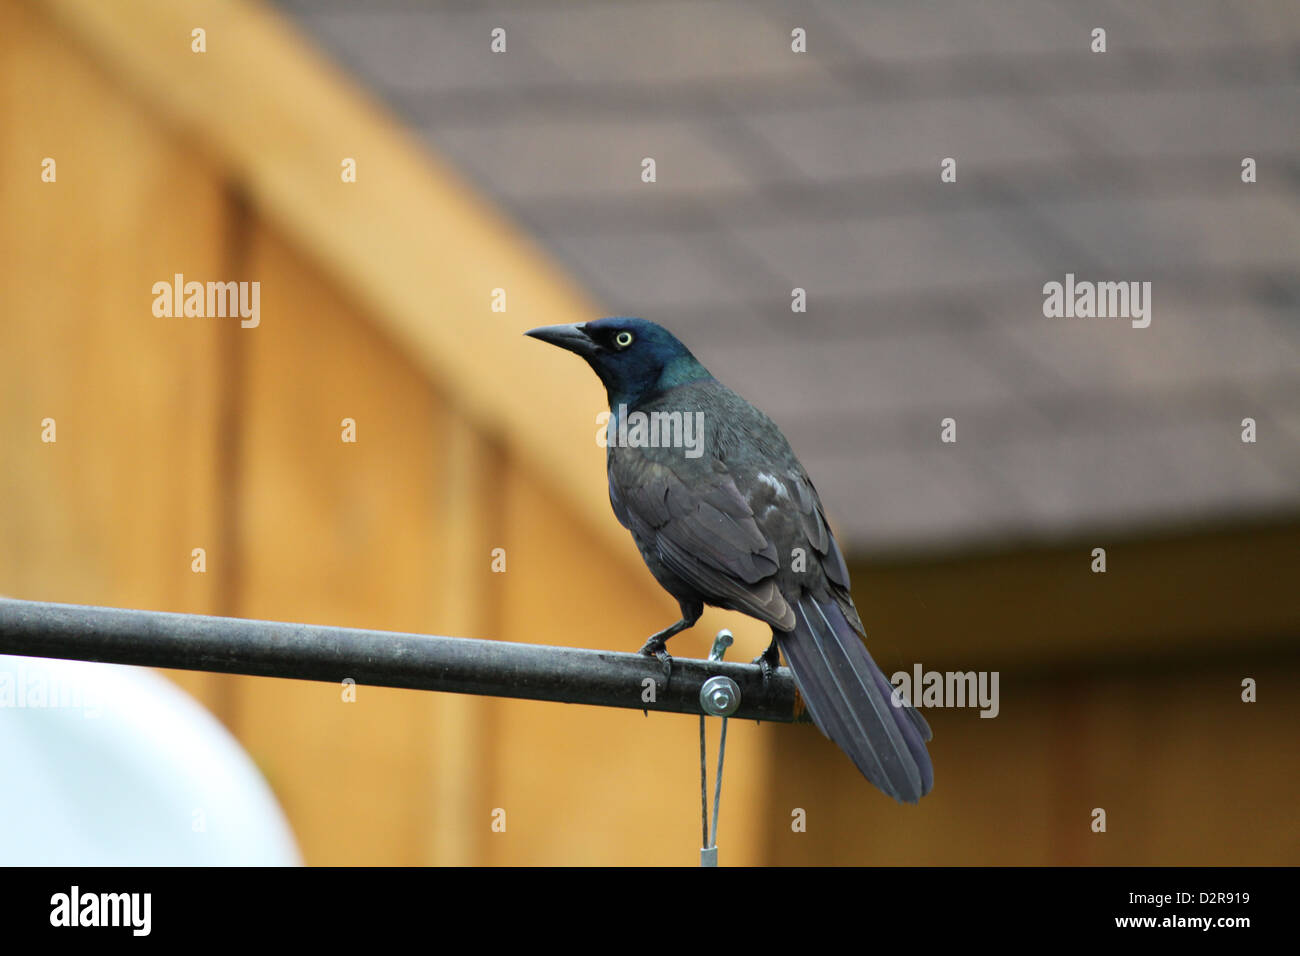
[[790, 468, 868, 633], [610, 456, 797, 630]]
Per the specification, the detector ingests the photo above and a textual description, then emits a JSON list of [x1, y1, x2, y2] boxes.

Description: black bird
[[526, 317, 933, 803]]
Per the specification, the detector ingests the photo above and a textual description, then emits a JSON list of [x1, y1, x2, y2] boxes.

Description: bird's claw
[[639, 637, 674, 688], [752, 641, 780, 687]]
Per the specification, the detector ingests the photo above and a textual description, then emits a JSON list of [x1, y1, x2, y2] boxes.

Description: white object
[[0, 655, 300, 865]]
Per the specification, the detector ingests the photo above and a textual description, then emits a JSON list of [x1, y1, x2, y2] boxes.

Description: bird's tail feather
[[779, 595, 933, 802]]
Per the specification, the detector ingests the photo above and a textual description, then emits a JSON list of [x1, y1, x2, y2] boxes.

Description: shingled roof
[[273, 0, 1300, 554]]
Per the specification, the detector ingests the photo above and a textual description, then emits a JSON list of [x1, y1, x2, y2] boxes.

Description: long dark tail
[[778, 595, 933, 803]]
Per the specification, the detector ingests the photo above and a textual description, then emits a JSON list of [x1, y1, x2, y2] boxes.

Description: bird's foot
[[752, 641, 781, 687], [639, 635, 674, 687]]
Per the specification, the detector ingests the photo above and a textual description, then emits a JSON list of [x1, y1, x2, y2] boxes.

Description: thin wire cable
[[699, 715, 709, 848], [710, 717, 728, 849]]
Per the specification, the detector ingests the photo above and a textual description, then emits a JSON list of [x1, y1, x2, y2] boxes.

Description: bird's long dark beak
[[524, 323, 597, 357]]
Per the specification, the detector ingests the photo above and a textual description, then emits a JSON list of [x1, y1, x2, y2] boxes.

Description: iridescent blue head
[[525, 317, 712, 408]]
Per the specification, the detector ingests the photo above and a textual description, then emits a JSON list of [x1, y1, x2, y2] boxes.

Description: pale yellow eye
[[615, 331, 634, 348]]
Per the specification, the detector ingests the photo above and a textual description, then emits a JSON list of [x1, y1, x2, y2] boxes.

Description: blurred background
[[2, 0, 1297, 864]]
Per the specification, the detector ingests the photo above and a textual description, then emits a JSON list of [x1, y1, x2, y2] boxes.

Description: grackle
[[526, 318, 933, 803]]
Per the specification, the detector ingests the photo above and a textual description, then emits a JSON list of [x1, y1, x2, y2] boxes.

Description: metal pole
[[0, 599, 804, 723]]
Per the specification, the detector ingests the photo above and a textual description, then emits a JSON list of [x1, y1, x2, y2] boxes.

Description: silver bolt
[[700, 675, 740, 717]]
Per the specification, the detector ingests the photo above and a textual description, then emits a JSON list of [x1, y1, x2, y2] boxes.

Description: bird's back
[[607, 378, 853, 620]]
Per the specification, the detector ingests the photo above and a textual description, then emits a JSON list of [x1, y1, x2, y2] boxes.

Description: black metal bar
[[0, 599, 804, 722]]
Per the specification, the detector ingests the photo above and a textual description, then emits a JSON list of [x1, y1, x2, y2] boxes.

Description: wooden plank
[[426, 414, 498, 866], [218, 225, 449, 865], [0, 0, 223, 621], [31, 0, 641, 581]]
